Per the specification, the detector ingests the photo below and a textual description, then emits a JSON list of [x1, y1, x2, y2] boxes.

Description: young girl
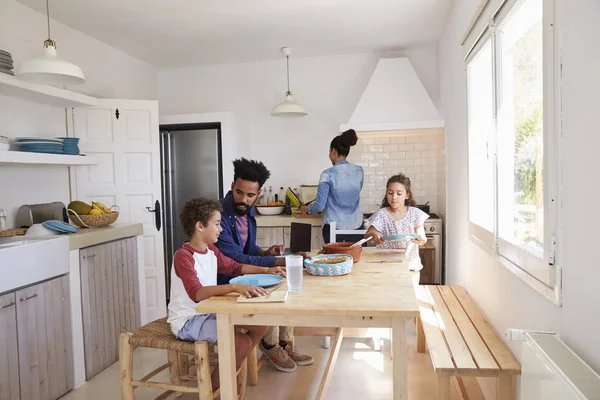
[[365, 174, 429, 284]]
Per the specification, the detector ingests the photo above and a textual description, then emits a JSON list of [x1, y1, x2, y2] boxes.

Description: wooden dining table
[[195, 248, 419, 400]]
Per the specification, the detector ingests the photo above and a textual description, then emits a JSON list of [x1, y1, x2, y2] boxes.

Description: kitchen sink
[[0, 235, 70, 293], [0, 236, 56, 248]]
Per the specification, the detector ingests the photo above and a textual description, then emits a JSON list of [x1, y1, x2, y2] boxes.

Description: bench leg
[[496, 375, 516, 400], [373, 334, 382, 351], [436, 374, 451, 400], [417, 315, 426, 353]]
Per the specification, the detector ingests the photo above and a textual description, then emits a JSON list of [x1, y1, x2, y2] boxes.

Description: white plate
[[16, 141, 63, 146], [14, 137, 63, 143]]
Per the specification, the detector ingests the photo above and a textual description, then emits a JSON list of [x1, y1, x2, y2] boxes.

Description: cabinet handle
[[0, 301, 16, 310], [83, 254, 96, 259], [19, 294, 38, 302]]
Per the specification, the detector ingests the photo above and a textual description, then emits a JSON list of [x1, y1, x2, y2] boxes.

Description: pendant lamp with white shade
[[16, 0, 86, 86], [271, 47, 307, 117]]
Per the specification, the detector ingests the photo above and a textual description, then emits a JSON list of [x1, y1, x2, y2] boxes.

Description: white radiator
[[520, 332, 600, 400]]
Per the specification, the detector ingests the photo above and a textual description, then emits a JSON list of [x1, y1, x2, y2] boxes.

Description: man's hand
[[265, 266, 286, 278], [300, 205, 309, 214], [261, 245, 284, 256], [294, 252, 312, 261], [232, 284, 267, 298]]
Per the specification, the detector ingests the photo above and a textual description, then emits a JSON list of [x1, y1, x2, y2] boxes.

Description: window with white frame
[[465, 0, 560, 296]]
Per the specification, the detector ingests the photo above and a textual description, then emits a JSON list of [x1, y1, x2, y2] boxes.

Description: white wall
[[0, 0, 158, 100], [438, 0, 600, 392], [0, 0, 158, 228], [158, 50, 440, 190], [346, 129, 445, 214]]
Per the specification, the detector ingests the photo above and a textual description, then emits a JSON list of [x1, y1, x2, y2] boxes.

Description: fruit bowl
[[255, 205, 285, 216], [67, 203, 120, 228]]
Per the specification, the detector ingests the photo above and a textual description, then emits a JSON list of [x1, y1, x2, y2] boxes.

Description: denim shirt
[[308, 160, 364, 230]]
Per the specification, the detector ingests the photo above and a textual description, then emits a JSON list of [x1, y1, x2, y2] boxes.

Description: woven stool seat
[[129, 317, 199, 353]]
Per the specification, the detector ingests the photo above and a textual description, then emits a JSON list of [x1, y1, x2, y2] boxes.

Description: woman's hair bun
[[340, 129, 358, 147]]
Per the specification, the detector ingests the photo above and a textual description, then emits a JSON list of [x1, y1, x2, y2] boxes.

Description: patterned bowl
[[304, 254, 353, 277]]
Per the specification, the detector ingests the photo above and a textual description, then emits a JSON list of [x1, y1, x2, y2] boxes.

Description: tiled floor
[[60, 327, 480, 399]]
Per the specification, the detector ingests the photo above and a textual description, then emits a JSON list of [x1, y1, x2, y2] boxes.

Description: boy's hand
[[295, 251, 311, 260], [233, 284, 268, 298], [266, 266, 286, 278]]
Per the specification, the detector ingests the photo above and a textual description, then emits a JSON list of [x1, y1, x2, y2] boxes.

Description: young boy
[[167, 197, 286, 390]]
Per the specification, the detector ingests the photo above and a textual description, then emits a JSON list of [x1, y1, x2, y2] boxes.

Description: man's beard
[[234, 202, 252, 216]]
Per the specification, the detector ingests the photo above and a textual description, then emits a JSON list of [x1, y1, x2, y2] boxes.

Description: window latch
[[549, 235, 556, 266]]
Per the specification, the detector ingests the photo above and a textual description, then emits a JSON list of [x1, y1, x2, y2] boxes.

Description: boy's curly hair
[[179, 198, 222, 237]]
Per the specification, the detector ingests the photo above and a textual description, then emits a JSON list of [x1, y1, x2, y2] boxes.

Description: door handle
[[0, 301, 16, 310], [146, 200, 162, 231], [19, 294, 38, 302]]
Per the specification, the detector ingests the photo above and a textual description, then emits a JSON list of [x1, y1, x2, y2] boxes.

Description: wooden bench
[[415, 285, 521, 400]]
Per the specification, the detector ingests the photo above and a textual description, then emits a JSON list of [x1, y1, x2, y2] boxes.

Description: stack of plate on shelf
[[13, 137, 64, 154], [0, 136, 9, 151], [57, 137, 80, 155], [0, 50, 14, 76]]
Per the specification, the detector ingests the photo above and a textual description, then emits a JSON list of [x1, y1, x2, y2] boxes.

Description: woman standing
[[300, 129, 364, 243]]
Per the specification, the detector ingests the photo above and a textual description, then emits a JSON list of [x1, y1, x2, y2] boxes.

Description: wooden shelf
[[0, 73, 97, 108], [0, 151, 99, 166]]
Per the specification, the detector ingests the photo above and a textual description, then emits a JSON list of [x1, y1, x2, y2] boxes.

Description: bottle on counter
[[267, 186, 273, 203], [0, 209, 6, 232], [279, 187, 285, 204]]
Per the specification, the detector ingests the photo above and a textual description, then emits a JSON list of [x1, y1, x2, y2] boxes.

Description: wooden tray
[[294, 213, 322, 218], [0, 228, 27, 237]]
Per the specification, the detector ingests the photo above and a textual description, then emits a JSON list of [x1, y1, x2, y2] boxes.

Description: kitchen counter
[[68, 223, 144, 250], [255, 214, 322, 227]]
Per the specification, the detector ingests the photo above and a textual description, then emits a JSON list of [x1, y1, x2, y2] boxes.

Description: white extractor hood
[[340, 57, 444, 132]]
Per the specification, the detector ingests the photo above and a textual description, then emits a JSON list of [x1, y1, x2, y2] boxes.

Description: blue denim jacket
[[308, 160, 364, 230], [214, 191, 276, 284]]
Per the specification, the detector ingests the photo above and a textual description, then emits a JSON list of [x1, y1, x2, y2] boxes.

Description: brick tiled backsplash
[[347, 129, 446, 214]]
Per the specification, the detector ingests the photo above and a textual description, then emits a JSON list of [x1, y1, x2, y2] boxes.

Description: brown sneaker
[[258, 341, 297, 372], [284, 344, 314, 366]]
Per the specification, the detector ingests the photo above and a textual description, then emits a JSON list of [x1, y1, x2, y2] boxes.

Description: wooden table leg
[[217, 313, 237, 400], [316, 328, 344, 400], [392, 317, 408, 400]]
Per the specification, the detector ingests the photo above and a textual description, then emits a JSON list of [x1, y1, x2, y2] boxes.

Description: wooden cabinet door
[[419, 245, 436, 284], [0, 292, 19, 400], [80, 238, 140, 380], [16, 276, 73, 400], [256, 228, 284, 249], [311, 227, 324, 250]]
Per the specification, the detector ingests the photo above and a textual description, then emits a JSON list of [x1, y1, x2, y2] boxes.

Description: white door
[[70, 99, 166, 323]]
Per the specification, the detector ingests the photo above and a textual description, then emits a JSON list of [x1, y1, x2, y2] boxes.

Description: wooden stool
[[119, 317, 248, 400]]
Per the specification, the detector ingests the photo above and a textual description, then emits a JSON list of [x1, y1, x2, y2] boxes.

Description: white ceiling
[[18, 0, 451, 68]]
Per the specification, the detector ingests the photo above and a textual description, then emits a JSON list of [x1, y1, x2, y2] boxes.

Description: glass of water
[[285, 255, 303, 292]]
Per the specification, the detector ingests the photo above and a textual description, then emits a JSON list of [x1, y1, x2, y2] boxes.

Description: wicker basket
[[68, 206, 119, 228], [304, 254, 354, 277]]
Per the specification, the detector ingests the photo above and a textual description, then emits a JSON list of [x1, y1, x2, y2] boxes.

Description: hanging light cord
[[286, 55, 290, 95], [46, 0, 51, 39]]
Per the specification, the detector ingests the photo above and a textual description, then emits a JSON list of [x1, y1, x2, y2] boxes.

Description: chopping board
[[0, 228, 27, 237], [294, 213, 321, 219]]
